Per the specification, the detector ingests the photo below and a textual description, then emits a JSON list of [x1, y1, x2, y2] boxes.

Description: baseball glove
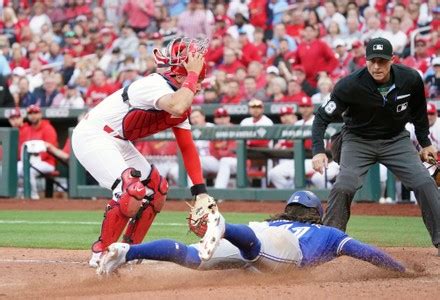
[[421, 155, 440, 187], [187, 194, 217, 237], [433, 168, 440, 187]]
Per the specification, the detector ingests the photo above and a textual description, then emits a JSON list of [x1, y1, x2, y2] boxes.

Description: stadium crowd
[[2, 0, 440, 199]]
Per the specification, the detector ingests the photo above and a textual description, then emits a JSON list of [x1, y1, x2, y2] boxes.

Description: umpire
[[312, 37, 440, 254]]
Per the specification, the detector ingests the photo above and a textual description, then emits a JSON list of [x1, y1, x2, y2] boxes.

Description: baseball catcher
[[97, 190, 408, 275], [71, 37, 217, 267]]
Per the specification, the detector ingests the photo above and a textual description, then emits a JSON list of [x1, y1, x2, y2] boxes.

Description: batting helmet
[[286, 191, 324, 217], [153, 37, 208, 82]]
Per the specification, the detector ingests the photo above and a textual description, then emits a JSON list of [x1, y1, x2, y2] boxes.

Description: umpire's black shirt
[[312, 64, 431, 155]]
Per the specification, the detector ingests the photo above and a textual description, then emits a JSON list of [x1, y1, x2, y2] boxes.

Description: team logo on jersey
[[396, 102, 408, 113], [324, 101, 337, 114], [373, 44, 383, 51]]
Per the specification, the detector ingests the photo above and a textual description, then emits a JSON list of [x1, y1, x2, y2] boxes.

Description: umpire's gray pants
[[323, 130, 440, 247]]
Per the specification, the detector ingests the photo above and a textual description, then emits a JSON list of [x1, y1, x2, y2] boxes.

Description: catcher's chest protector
[[122, 108, 190, 141]]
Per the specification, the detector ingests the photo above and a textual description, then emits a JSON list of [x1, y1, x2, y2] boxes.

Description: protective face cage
[[153, 37, 209, 68]]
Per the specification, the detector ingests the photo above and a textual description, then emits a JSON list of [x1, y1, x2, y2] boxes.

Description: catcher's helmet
[[286, 191, 323, 217], [153, 37, 208, 82]]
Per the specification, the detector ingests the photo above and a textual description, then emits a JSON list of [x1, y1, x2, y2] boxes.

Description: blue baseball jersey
[[267, 220, 351, 267]]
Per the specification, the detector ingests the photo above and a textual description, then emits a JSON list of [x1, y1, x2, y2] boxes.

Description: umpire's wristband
[[191, 183, 207, 196]]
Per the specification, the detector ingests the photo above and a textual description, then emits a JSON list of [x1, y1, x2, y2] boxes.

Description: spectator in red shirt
[[294, 23, 338, 87], [331, 39, 352, 80], [99, 27, 116, 49], [9, 43, 30, 70], [73, 0, 92, 18], [220, 78, 243, 104], [0, 7, 20, 45], [253, 27, 267, 61], [283, 78, 308, 104], [237, 31, 261, 67], [212, 15, 229, 38], [402, 38, 431, 74], [283, 8, 305, 38], [218, 47, 245, 75], [70, 38, 88, 57], [249, 0, 268, 31], [205, 35, 224, 68], [85, 69, 117, 107], [247, 61, 267, 90], [18, 105, 58, 199], [211, 107, 238, 189], [123, 0, 155, 33], [431, 7, 440, 31], [290, 64, 318, 97], [348, 40, 367, 73]]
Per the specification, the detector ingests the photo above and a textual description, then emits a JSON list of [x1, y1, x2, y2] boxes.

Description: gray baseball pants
[[323, 130, 440, 248]]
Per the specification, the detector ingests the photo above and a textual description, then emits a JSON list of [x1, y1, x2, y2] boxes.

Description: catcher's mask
[[286, 190, 324, 218], [153, 37, 208, 82], [425, 157, 440, 187]]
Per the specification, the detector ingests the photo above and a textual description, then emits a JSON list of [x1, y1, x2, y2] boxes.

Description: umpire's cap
[[287, 191, 323, 217], [366, 37, 393, 61]]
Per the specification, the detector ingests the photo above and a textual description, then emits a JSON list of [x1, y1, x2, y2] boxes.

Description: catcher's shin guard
[[123, 165, 168, 244], [96, 168, 146, 249]]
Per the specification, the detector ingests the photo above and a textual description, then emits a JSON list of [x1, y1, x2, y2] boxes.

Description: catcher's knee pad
[[98, 200, 131, 249], [121, 166, 167, 245], [142, 165, 168, 212], [116, 168, 146, 217]]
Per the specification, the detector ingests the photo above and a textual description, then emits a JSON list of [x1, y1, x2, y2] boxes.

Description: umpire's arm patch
[[324, 101, 337, 114]]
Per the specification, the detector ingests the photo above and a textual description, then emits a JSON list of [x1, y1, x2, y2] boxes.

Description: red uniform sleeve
[[172, 126, 204, 185]]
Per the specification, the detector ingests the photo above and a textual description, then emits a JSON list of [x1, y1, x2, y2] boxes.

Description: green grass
[[0, 210, 432, 249]]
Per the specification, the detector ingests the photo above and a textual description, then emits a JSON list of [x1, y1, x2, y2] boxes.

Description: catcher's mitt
[[421, 155, 440, 187], [187, 194, 217, 237]]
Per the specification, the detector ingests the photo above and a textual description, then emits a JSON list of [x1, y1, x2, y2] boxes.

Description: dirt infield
[[1, 247, 439, 299], [1, 198, 438, 299]]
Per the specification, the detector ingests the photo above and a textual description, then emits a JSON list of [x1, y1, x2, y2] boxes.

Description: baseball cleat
[[89, 251, 102, 268], [96, 243, 130, 275], [198, 208, 225, 261]]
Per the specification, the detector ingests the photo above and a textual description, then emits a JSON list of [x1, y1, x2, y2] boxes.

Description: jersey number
[[277, 224, 311, 239], [289, 226, 311, 239]]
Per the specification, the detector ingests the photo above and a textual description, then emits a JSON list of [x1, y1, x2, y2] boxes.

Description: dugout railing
[[0, 128, 18, 197], [65, 124, 384, 201]]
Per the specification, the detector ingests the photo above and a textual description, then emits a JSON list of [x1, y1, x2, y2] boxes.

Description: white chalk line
[[0, 220, 186, 226]]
